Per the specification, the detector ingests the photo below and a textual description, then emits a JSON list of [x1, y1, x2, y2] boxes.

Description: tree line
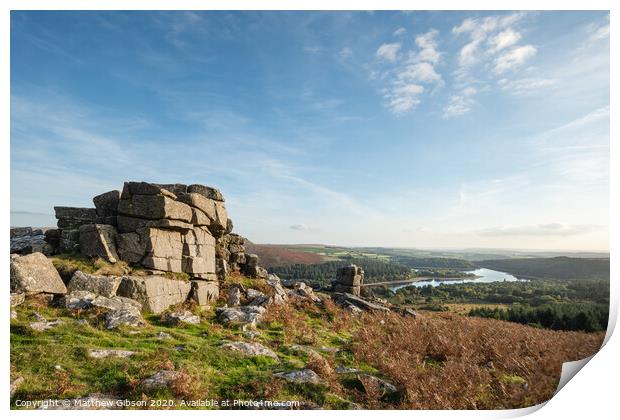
[[268, 258, 412, 285], [468, 303, 608, 332]]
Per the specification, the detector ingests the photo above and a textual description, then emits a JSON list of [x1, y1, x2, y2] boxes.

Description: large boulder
[[333, 293, 390, 312], [120, 181, 177, 199], [62, 290, 142, 312], [164, 310, 200, 326], [105, 309, 144, 329], [54, 207, 98, 229], [93, 190, 120, 218], [216, 305, 265, 328], [187, 184, 225, 202], [116, 275, 192, 314], [141, 370, 183, 391], [274, 369, 325, 385], [59, 229, 80, 253], [336, 265, 364, 286], [118, 194, 192, 223], [78, 224, 119, 263], [190, 280, 219, 306], [333, 265, 364, 296], [290, 282, 321, 303], [10, 252, 67, 295], [153, 183, 188, 196], [221, 341, 279, 360], [67, 271, 122, 298]]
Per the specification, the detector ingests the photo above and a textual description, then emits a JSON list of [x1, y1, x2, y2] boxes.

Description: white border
[[2, 1, 616, 419]]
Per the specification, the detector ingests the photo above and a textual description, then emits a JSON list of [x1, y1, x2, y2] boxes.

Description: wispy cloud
[[586, 15, 609, 42], [442, 86, 476, 118], [339, 47, 353, 60], [289, 223, 319, 231], [375, 42, 401, 62], [475, 223, 601, 237], [497, 77, 555, 95], [448, 12, 542, 117], [376, 29, 444, 115], [493, 44, 537, 74], [393, 27, 407, 37]]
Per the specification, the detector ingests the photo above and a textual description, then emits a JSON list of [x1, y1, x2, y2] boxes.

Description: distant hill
[[477, 257, 610, 281], [244, 243, 326, 267]]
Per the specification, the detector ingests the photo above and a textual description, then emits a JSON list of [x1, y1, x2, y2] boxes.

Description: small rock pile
[[332, 264, 364, 296]]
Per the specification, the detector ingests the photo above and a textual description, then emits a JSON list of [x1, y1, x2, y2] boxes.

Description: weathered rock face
[[221, 341, 279, 360], [274, 369, 325, 385], [45, 181, 267, 285], [67, 271, 122, 298], [93, 190, 120, 222], [5, 180, 270, 321], [190, 280, 219, 306], [141, 370, 183, 391], [216, 305, 265, 328], [10, 252, 67, 295], [55, 207, 98, 229], [79, 224, 119, 263], [333, 292, 390, 312], [164, 310, 200, 326], [116, 275, 192, 314], [333, 264, 364, 296]]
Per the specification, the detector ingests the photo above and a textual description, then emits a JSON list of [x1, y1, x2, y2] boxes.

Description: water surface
[[390, 268, 528, 292]]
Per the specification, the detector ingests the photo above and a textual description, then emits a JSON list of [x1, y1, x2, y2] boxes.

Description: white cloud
[[442, 87, 476, 118], [412, 29, 441, 64], [487, 29, 521, 53], [393, 27, 407, 37], [498, 77, 555, 95], [376, 42, 401, 62], [376, 29, 443, 116], [383, 83, 424, 115], [397, 62, 442, 84], [452, 13, 525, 68], [339, 47, 353, 60], [447, 12, 540, 116], [493, 45, 537, 74], [586, 17, 610, 41]]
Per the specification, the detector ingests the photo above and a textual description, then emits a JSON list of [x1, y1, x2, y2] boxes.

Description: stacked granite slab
[[114, 182, 221, 307], [332, 264, 364, 296], [45, 181, 270, 307]]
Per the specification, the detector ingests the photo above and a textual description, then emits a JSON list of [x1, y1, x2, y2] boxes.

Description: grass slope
[[10, 280, 604, 410]]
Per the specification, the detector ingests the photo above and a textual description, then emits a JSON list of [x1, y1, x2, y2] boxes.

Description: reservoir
[[389, 268, 528, 292]]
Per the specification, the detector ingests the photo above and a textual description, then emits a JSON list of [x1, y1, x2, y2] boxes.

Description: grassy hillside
[[11, 279, 604, 410], [477, 257, 610, 280]]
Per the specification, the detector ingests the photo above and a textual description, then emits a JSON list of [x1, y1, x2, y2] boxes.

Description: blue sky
[[10, 11, 609, 250]]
